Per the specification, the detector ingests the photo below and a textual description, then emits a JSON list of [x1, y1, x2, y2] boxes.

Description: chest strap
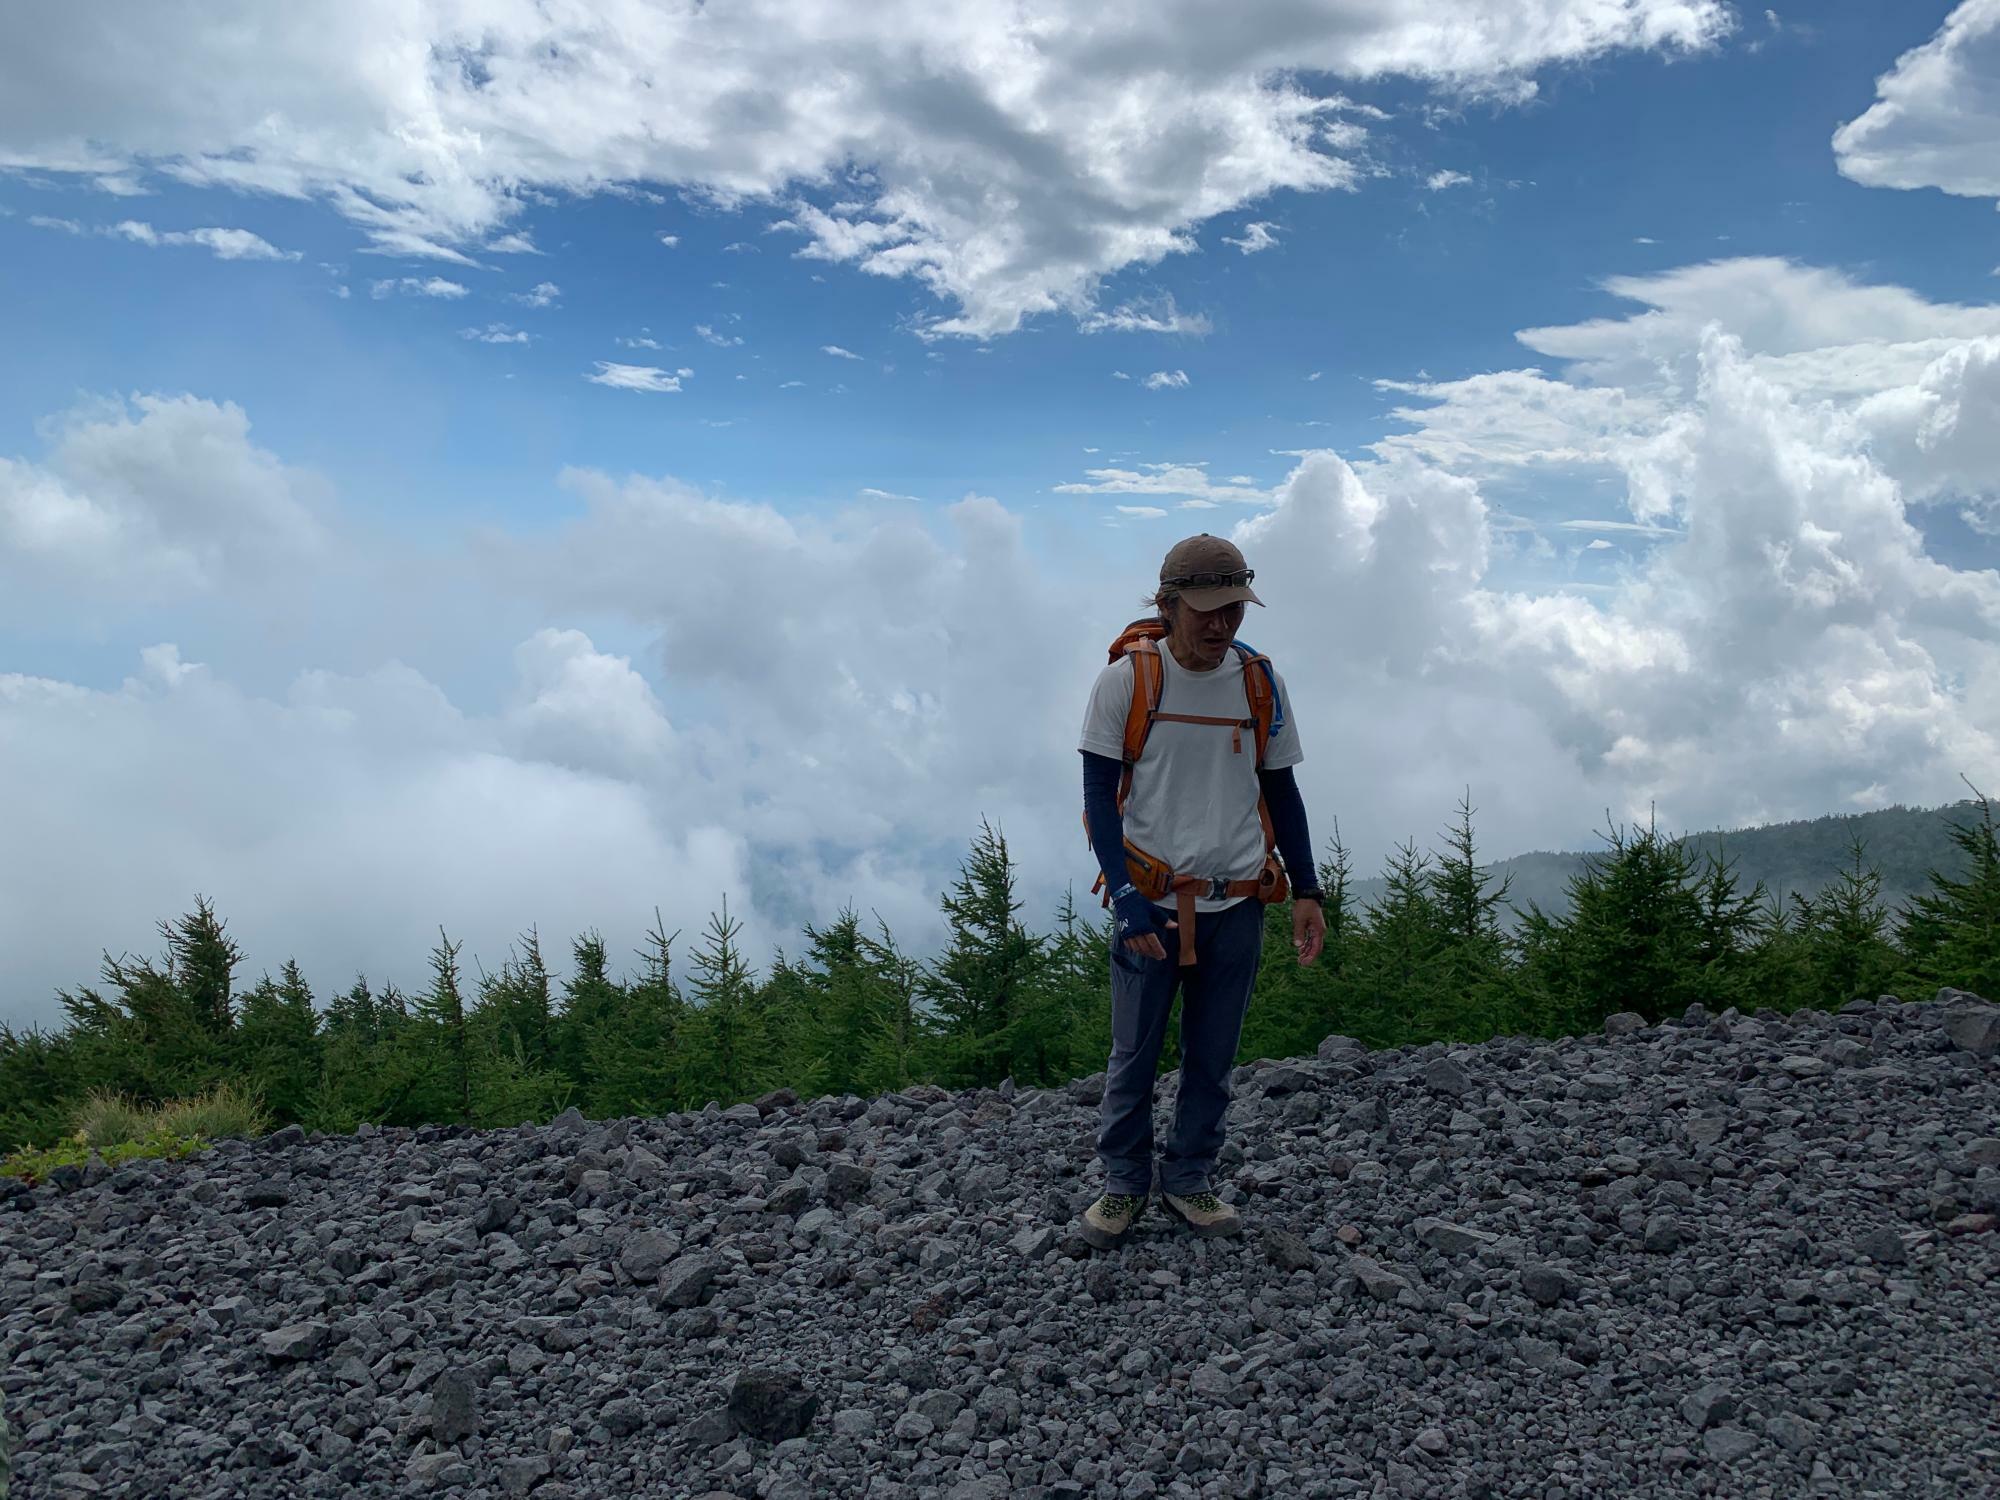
[[1148, 710, 1257, 755]]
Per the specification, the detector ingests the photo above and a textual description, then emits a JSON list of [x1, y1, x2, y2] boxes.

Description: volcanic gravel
[[4, 990, 1998, 1500]]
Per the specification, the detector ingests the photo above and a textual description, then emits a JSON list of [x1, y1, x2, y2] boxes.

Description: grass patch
[[1, 1085, 267, 1186], [155, 1083, 269, 1141], [71, 1090, 152, 1149], [2, 1126, 207, 1186]]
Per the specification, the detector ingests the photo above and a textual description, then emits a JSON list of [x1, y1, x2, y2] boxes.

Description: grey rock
[[1413, 1217, 1496, 1255], [618, 1228, 679, 1282], [1263, 1228, 1315, 1272], [1603, 1012, 1647, 1037], [794, 1205, 837, 1236], [1854, 1226, 1909, 1265], [431, 1368, 480, 1444], [1190, 1364, 1245, 1406], [764, 1180, 812, 1216], [824, 1161, 874, 1206], [68, 1279, 120, 1314], [496, 1456, 552, 1496], [657, 1252, 722, 1308], [1519, 1262, 1574, 1306], [1258, 1064, 1311, 1096], [1680, 1383, 1736, 1430], [1347, 1256, 1413, 1302], [1765, 1413, 1821, 1454], [1421, 1056, 1476, 1098], [1702, 1427, 1759, 1464], [726, 1367, 818, 1441], [1937, 991, 2000, 1058], [259, 1321, 329, 1362], [1642, 1214, 1684, 1253], [680, 1408, 736, 1448], [1011, 1224, 1056, 1260], [600, 1397, 647, 1438]]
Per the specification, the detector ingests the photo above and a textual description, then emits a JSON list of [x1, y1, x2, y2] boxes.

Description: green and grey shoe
[[1159, 1189, 1243, 1237], [1079, 1192, 1148, 1249]]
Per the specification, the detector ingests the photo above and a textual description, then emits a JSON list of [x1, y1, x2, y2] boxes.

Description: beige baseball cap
[[1160, 533, 1263, 611]]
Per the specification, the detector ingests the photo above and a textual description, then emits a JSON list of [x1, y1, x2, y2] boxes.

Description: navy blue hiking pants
[[1098, 897, 1264, 1197]]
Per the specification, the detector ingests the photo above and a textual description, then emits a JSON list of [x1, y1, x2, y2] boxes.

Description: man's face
[[1167, 598, 1246, 670]]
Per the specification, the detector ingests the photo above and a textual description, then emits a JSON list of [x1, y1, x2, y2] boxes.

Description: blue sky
[[2, 1, 1997, 1023]]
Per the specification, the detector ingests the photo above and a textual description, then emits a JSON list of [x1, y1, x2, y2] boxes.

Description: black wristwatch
[[1293, 888, 1324, 904]]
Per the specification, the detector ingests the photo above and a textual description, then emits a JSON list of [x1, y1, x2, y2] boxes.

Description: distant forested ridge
[[1348, 801, 1979, 929], [4, 793, 1996, 1159]]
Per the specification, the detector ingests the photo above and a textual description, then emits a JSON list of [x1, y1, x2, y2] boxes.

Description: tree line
[[3, 794, 1995, 1152]]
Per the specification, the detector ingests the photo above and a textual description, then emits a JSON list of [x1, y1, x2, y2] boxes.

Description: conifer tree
[[554, 931, 621, 1093], [1686, 851, 1765, 1012], [1354, 839, 1448, 1042], [1009, 887, 1106, 1086], [1897, 790, 1999, 998], [473, 927, 553, 1070], [683, 896, 768, 1104], [1802, 837, 1898, 1005], [165, 895, 243, 1038], [925, 819, 1047, 1087], [234, 959, 319, 1123], [1746, 892, 1817, 1014], [1539, 813, 1703, 1031], [583, 914, 685, 1117], [856, 919, 929, 1095], [1427, 792, 1515, 1041], [412, 928, 472, 1122]]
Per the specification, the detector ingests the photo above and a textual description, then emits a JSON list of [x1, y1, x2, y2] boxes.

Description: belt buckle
[[1207, 876, 1228, 901]]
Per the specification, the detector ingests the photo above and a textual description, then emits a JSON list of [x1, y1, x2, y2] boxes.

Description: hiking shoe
[[1079, 1192, 1147, 1249], [1160, 1189, 1243, 1238]]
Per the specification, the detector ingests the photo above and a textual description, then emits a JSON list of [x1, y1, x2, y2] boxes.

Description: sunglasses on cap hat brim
[[1162, 569, 1254, 590]]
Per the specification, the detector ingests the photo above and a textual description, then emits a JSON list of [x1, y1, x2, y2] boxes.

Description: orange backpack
[[1083, 617, 1290, 963]]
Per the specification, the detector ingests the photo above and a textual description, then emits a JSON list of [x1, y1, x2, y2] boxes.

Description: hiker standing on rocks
[[1076, 533, 1324, 1248]]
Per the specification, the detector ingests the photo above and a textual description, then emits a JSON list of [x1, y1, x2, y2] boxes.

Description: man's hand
[[1111, 885, 1175, 961], [1123, 918, 1177, 962], [1292, 899, 1325, 966]]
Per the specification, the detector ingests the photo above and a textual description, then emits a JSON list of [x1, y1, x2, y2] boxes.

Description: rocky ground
[[3, 989, 1998, 1500]]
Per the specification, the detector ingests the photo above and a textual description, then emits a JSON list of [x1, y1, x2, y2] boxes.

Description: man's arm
[[1082, 750, 1168, 945], [1257, 765, 1321, 899], [1081, 750, 1130, 895]]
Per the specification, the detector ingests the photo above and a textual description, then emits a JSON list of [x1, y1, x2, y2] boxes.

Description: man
[[1075, 533, 1324, 1249]]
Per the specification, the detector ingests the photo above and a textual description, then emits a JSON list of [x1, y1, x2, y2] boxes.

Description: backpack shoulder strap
[[1231, 641, 1280, 768], [1118, 639, 1164, 808]]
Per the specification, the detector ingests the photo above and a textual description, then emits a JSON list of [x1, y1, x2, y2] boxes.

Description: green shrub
[[71, 1090, 151, 1149], [155, 1083, 269, 1141]]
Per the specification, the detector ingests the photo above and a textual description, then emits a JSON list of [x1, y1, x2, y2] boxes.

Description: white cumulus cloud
[[1833, 1, 2000, 202], [0, 393, 327, 609], [370, 277, 468, 299], [1222, 221, 1279, 254], [585, 362, 686, 393], [0, 0, 1733, 336]]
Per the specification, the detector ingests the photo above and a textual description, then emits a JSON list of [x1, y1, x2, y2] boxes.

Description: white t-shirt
[[1079, 640, 1304, 912]]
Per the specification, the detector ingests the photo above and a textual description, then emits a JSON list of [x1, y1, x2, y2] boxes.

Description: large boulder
[[1937, 989, 1999, 1059], [726, 1368, 818, 1442]]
